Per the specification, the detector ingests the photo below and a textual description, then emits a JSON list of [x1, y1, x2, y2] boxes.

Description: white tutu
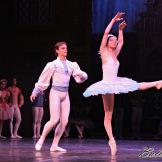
[[83, 77, 139, 97]]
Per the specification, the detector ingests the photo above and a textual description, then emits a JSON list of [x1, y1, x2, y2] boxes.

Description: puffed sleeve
[[72, 62, 88, 83], [32, 62, 55, 95]]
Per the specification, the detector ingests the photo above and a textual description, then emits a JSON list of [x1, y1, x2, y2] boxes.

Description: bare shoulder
[[99, 47, 107, 55]]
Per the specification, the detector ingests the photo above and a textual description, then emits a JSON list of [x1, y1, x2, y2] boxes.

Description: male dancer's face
[[0, 82, 7, 89], [57, 44, 68, 58], [12, 78, 17, 86]]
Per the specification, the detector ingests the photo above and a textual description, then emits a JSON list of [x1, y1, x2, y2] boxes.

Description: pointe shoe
[[35, 143, 43, 151], [156, 81, 162, 89], [50, 146, 67, 152], [108, 138, 117, 156]]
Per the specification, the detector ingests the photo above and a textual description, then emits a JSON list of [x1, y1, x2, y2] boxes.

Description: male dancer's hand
[[30, 93, 36, 102], [77, 71, 88, 80]]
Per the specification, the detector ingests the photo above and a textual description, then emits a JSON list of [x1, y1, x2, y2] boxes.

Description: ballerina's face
[[107, 36, 118, 49]]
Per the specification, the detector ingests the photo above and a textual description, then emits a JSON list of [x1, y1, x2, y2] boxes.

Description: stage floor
[[0, 138, 162, 162]]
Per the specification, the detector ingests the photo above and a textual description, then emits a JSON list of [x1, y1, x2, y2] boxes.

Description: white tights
[[37, 88, 70, 149]]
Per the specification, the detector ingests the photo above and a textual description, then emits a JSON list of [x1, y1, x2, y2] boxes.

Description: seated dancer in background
[[30, 41, 88, 152], [83, 12, 162, 156]]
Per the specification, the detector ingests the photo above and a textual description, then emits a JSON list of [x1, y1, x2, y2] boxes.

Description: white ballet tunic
[[32, 57, 88, 95], [83, 53, 139, 97]]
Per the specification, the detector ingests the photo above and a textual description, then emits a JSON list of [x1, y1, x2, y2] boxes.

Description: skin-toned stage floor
[[0, 138, 162, 162]]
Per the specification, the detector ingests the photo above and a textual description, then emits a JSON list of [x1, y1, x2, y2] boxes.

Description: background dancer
[[0, 79, 11, 138], [32, 91, 45, 138], [8, 78, 24, 138]]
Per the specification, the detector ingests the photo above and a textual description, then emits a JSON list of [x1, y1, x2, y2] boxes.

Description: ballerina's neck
[[107, 47, 115, 52], [106, 49, 118, 61]]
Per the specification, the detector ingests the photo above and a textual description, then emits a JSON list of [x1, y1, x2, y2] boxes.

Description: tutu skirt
[[83, 77, 139, 97]]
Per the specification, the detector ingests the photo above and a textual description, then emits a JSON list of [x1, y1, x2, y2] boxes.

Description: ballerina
[[83, 12, 162, 156]]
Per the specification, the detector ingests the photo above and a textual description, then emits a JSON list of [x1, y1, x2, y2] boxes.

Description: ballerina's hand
[[113, 12, 125, 22], [119, 20, 127, 30]]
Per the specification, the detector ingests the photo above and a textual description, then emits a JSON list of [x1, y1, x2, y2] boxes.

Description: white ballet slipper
[[108, 138, 117, 156], [50, 146, 67, 152], [35, 143, 42, 151]]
